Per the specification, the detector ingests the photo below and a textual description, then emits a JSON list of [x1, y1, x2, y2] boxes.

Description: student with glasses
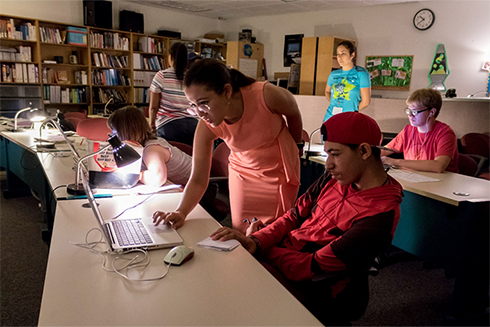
[[381, 88, 459, 173], [152, 59, 303, 234]]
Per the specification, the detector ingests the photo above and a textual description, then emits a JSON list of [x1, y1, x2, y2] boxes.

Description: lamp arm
[[74, 144, 111, 192], [104, 97, 114, 116], [308, 128, 321, 152], [14, 103, 35, 130], [41, 117, 82, 160]]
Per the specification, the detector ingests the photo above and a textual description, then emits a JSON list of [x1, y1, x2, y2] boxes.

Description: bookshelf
[[131, 33, 168, 106], [0, 14, 178, 116], [195, 41, 226, 62], [38, 20, 90, 112], [0, 14, 41, 117]]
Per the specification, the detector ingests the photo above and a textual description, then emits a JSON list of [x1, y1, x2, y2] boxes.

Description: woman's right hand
[[152, 211, 186, 229]]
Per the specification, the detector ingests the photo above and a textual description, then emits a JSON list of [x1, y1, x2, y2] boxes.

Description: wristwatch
[[296, 140, 305, 149]]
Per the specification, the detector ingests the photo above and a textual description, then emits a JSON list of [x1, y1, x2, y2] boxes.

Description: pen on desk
[[66, 193, 112, 200]]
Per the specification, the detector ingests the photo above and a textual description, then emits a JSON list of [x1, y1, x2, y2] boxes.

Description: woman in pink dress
[[153, 59, 303, 234]]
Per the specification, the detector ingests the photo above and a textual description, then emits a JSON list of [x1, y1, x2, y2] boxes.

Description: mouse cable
[[71, 228, 173, 281], [111, 251, 176, 282], [111, 194, 154, 220]]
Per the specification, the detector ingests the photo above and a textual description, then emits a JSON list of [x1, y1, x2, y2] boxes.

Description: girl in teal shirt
[[324, 41, 371, 122]]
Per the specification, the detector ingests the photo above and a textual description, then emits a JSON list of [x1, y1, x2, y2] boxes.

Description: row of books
[[0, 45, 32, 62], [133, 71, 157, 87], [1, 63, 38, 83], [89, 31, 129, 50], [137, 36, 165, 54], [133, 87, 150, 104], [132, 53, 165, 71], [43, 85, 89, 104], [92, 52, 129, 68], [0, 19, 36, 41], [39, 26, 63, 44], [93, 87, 127, 104], [92, 69, 130, 86]]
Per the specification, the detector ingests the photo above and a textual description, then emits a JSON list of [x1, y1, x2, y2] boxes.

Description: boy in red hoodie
[[211, 112, 403, 324]]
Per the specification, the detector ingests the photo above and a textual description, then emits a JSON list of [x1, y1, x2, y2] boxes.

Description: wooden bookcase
[[195, 41, 226, 62], [38, 19, 90, 112], [0, 14, 42, 117], [0, 13, 252, 116], [131, 33, 168, 106]]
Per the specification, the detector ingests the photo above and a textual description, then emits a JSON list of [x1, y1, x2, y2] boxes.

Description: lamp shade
[[107, 134, 141, 168]]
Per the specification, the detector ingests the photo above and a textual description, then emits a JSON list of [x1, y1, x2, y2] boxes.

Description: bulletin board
[[365, 55, 414, 91]]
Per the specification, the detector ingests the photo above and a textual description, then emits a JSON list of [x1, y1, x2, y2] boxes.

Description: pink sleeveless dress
[[204, 82, 300, 233]]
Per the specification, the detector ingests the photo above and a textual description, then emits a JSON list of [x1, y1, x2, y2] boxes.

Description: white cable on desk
[[71, 227, 174, 282]]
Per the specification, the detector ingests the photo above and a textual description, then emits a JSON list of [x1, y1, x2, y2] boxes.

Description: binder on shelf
[[133, 53, 142, 69], [27, 63, 36, 83]]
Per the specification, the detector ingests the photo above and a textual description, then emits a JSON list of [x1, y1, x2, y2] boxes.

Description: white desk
[[38, 193, 322, 326]]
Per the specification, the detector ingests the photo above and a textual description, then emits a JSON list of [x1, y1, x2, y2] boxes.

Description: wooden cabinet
[[226, 41, 264, 80], [299, 36, 357, 95]]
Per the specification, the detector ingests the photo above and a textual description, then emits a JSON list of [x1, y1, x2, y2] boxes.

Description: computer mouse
[[164, 245, 194, 266]]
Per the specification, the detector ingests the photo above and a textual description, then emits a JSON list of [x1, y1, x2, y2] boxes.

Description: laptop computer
[[80, 170, 183, 253]]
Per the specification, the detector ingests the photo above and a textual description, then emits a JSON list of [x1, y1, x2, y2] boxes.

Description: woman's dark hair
[[108, 106, 156, 145], [337, 40, 358, 67], [170, 42, 188, 81], [184, 58, 255, 93]]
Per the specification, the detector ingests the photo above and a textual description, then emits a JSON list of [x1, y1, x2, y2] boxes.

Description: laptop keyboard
[[112, 219, 154, 246]]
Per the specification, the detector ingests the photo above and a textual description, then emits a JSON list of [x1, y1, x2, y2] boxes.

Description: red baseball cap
[[321, 112, 382, 147]]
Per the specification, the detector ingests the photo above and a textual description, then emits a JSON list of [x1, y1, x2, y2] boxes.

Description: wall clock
[[413, 8, 435, 31]]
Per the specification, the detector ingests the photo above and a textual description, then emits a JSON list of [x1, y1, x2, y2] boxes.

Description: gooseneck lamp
[[66, 134, 141, 195], [12, 102, 38, 131]]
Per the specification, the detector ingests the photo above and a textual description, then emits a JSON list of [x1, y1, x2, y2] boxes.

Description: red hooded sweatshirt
[[252, 172, 404, 289]]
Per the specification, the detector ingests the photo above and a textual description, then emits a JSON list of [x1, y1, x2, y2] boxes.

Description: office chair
[[302, 129, 310, 143], [460, 133, 490, 176], [65, 116, 85, 130], [76, 117, 111, 141], [64, 110, 87, 120], [201, 142, 230, 221], [168, 141, 193, 156], [457, 153, 479, 177]]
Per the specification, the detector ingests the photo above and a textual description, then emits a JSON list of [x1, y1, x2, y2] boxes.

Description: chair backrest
[[460, 133, 490, 159], [302, 129, 310, 143], [458, 153, 479, 177], [76, 117, 111, 141], [65, 116, 84, 130], [210, 142, 230, 178], [64, 111, 87, 120], [168, 141, 193, 156]]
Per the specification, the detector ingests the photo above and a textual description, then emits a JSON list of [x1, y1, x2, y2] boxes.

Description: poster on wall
[[365, 55, 414, 90]]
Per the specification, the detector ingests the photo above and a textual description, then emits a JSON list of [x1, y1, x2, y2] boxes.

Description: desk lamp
[[305, 128, 324, 158], [11, 103, 38, 131], [103, 96, 114, 117], [67, 134, 141, 195]]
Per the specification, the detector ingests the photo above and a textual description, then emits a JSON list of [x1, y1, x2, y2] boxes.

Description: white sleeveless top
[[144, 138, 192, 186]]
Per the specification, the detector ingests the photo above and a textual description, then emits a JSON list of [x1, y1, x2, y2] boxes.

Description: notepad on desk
[[197, 237, 240, 252]]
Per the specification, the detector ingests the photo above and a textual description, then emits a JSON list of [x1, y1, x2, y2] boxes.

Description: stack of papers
[[389, 170, 440, 183], [197, 237, 240, 252]]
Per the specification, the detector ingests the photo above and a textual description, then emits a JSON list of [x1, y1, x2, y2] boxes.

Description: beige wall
[[295, 95, 490, 140]]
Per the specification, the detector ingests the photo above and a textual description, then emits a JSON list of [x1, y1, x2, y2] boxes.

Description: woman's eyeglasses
[[404, 107, 431, 116], [187, 103, 211, 116]]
